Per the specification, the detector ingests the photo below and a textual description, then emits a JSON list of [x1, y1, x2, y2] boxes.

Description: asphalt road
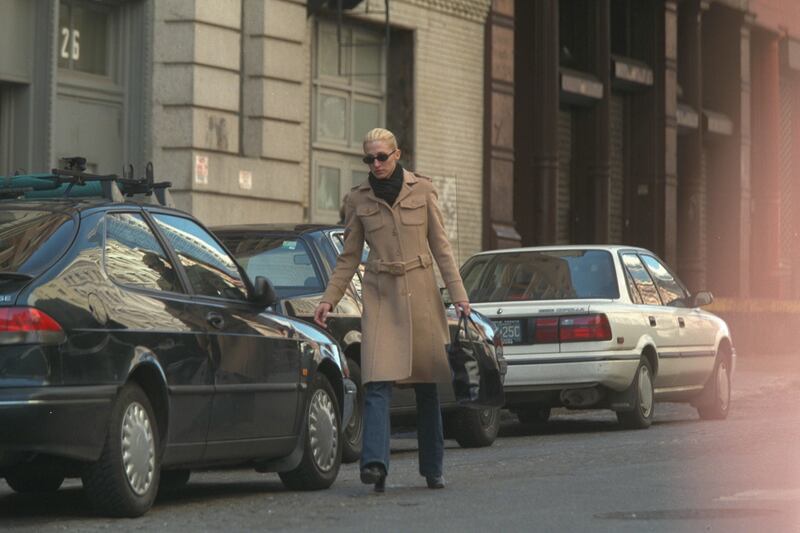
[[2, 354, 799, 532]]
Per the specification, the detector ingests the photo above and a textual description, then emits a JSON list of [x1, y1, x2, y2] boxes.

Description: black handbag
[[447, 314, 505, 409]]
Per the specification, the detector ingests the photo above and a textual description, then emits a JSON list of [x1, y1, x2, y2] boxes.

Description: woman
[[313, 128, 470, 492]]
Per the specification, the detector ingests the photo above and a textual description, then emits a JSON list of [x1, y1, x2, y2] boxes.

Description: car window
[[623, 266, 643, 304], [465, 250, 619, 303], [221, 235, 323, 297], [332, 232, 370, 263], [460, 256, 491, 301], [105, 213, 183, 293], [0, 209, 76, 276], [332, 231, 369, 299], [641, 255, 688, 306], [151, 214, 247, 301], [621, 253, 662, 305]]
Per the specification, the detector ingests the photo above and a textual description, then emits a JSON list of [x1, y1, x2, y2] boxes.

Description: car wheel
[[4, 465, 64, 493], [616, 357, 655, 430], [696, 356, 731, 420], [157, 469, 191, 495], [451, 407, 500, 448], [516, 405, 551, 427], [279, 372, 342, 490], [341, 358, 363, 464], [82, 383, 160, 517]]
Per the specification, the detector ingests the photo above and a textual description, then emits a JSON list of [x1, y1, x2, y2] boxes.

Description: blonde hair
[[363, 128, 397, 150]]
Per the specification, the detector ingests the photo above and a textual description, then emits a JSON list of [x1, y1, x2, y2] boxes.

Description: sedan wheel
[[82, 383, 160, 517], [121, 402, 156, 496], [340, 358, 363, 464], [308, 389, 338, 473], [279, 372, 342, 490], [617, 357, 655, 429], [697, 356, 731, 420], [451, 406, 500, 448]]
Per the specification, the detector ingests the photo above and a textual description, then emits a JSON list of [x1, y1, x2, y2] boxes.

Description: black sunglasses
[[362, 149, 397, 165]]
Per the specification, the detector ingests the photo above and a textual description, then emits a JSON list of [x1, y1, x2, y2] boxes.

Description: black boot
[[425, 475, 445, 489], [360, 463, 387, 493]]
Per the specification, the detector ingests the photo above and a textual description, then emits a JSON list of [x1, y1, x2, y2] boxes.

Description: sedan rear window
[[0, 210, 76, 277], [464, 250, 619, 303]]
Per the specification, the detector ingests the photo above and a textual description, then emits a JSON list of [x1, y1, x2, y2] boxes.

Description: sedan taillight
[[0, 307, 65, 345], [559, 314, 612, 343]]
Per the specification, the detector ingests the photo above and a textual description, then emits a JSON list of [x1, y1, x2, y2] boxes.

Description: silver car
[[461, 245, 734, 429]]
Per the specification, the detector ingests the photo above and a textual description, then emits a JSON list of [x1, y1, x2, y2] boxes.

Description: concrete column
[[750, 31, 785, 297], [676, 0, 707, 292], [483, 0, 521, 250], [515, 0, 560, 245], [703, 5, 751, 298], [627, 0, 678, 264]]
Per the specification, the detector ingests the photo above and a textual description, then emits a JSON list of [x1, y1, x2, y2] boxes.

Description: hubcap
[[717, 361, 730, 410], [345, 395, 363, 446], [479, 408, 496, 427], [308, 389, 338, 472], [638, 366, 654, 418], [121, 402, 155, 496]]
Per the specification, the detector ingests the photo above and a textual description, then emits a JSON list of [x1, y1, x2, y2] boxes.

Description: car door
[[101, 211, 214, 465], [641, 254, 716, 388], [149, 213, 301, 459], [620, 253, 681, 388]]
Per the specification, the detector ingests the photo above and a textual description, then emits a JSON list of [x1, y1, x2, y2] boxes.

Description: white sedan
[[460, 245, 734, 429]]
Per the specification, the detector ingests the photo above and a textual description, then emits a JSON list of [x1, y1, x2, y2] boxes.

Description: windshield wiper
[[0, 272, 34, 280]]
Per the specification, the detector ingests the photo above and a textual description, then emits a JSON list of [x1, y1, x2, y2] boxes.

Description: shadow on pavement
[[0, 477, 289, 522]]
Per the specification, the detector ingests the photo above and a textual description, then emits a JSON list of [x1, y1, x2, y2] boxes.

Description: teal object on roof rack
[[0, 173, 115, 199]]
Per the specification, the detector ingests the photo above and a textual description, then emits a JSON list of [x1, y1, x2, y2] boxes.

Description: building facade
[[486, 0, 800, 300], [0, 0, 490, 263]]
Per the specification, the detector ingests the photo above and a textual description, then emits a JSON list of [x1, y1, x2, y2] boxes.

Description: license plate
[[495, 319, 522, 345]]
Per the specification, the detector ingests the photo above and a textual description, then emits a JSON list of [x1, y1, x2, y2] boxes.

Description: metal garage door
[[557, 110, 572, 244]]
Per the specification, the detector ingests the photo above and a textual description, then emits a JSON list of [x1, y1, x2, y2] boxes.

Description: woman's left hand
[[454, 301, 471, 318]]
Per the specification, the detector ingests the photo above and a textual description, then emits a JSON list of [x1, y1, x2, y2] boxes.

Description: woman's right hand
[[314, 302, 332, 328]]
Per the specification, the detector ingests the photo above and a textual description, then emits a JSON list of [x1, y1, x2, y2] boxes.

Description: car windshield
[[218, 234, 323, 297], [463, 250, 619, 302], [0, 209, 76, 278]]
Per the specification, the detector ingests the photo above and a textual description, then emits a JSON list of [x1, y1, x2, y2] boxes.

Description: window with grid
[[311, 19, 386, 222]]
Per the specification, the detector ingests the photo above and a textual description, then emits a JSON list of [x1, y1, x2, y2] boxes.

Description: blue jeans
[[360, 382, 444, 478]]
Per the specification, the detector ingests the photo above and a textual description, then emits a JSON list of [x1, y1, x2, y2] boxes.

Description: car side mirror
[[692, 291, 714, 307], [253, 275, 278, 307]]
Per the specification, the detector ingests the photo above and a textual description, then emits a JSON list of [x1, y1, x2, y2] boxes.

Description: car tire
[[341, 358, 363, 464], [82, 383, 160, 517], [157, 469, 191, 495], [4, 465, 64, 493], [516, 405, 551, 427], [696, 355, 731, 420], [616, 357, 655, 430], [451, 407, 500, 448], [279, 372, 342, 491]]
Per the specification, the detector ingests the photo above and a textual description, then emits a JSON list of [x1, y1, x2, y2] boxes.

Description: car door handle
[[678, 317, 685, 328], [648, 316, 657, 327], [207, 312, 225, 329]]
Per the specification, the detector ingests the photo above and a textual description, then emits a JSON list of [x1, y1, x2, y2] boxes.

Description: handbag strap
[[452, 312, 471, 345]]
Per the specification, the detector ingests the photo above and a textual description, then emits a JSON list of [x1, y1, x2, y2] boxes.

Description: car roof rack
[[0, 156, 174, 207]]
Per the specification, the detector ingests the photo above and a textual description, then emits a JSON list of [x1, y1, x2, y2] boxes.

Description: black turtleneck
[[369, 164, 404, 207]]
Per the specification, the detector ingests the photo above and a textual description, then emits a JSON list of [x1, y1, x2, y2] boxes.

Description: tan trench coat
[[321, 170, 468, 385]]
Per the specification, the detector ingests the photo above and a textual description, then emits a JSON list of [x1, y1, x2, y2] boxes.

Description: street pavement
[[2, 354, 799, 532]]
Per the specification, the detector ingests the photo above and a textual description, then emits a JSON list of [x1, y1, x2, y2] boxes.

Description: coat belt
[[365, 253, 433, 276]]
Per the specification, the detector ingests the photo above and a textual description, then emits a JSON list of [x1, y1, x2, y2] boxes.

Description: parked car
[[212, 224, 506, 463], [0, 171, 355, 517], [458, 245, 734, 429]]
